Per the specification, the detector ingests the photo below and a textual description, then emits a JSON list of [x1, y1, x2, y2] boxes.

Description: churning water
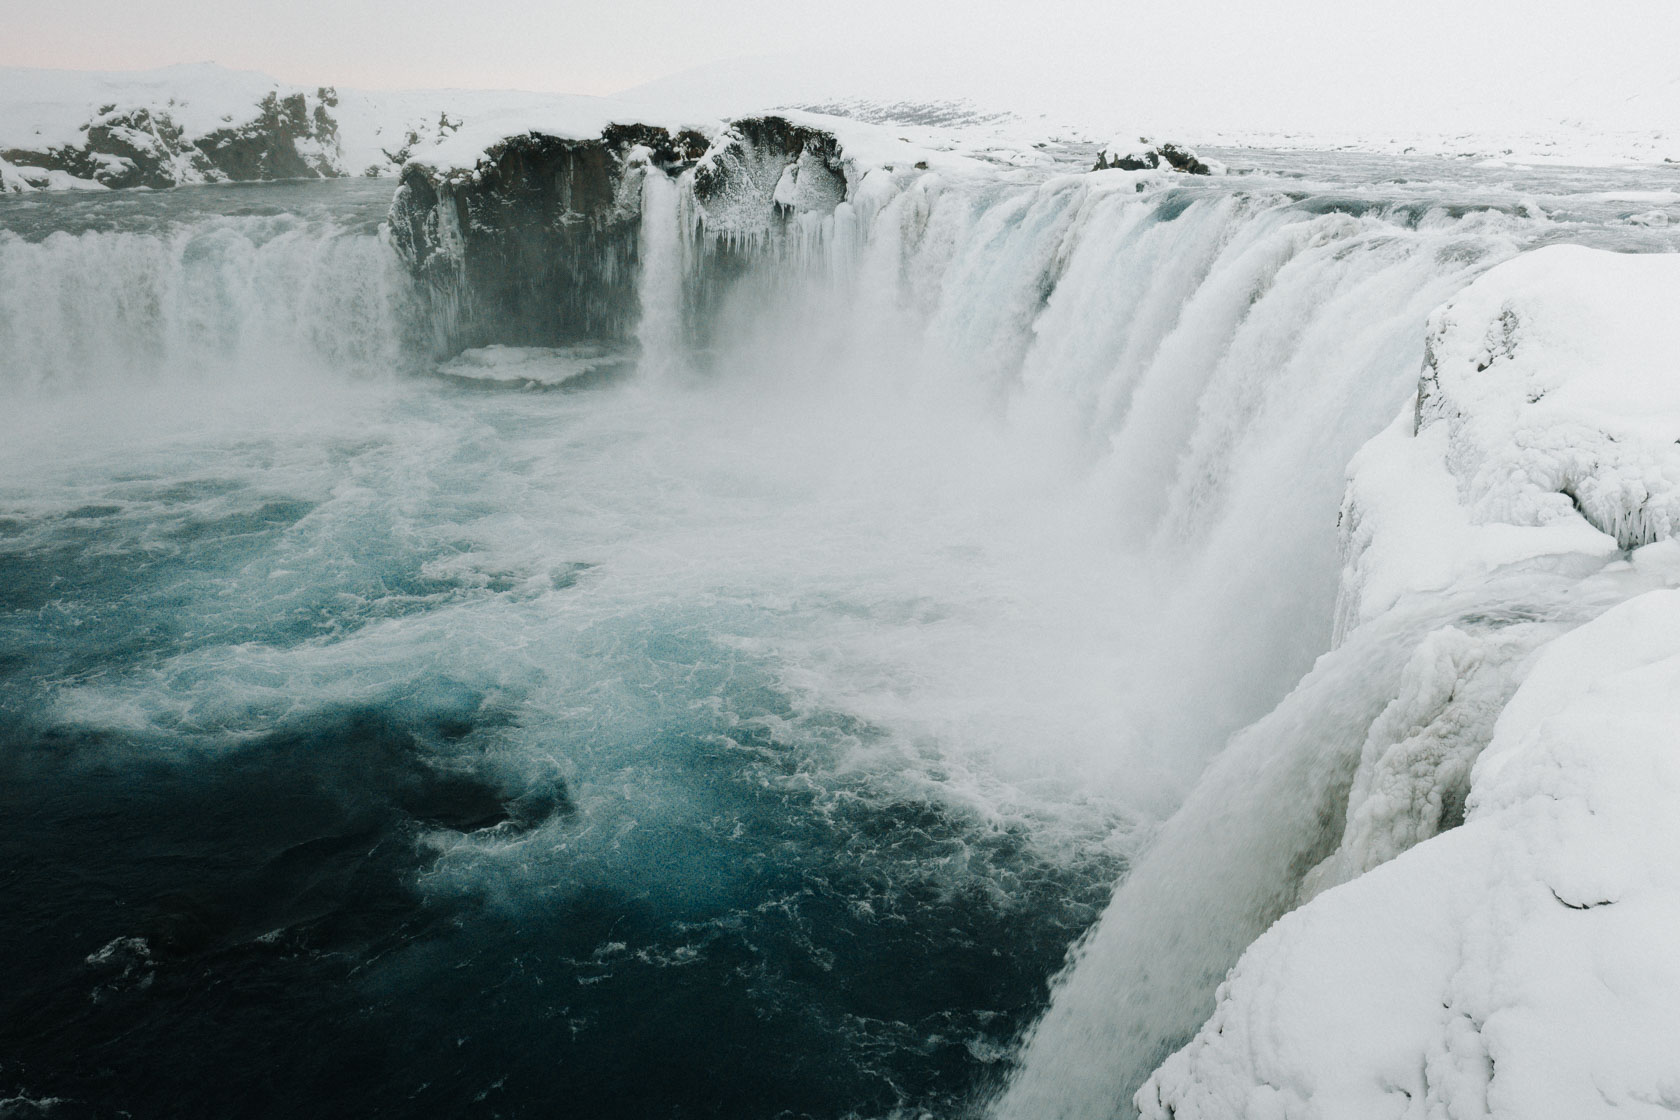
[[2, 157, 1677, 1119]]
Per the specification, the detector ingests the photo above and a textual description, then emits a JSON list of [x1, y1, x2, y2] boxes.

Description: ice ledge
[[1139, 245, 1680, 1118]]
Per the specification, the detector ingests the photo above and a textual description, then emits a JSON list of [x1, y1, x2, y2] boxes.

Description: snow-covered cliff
[[1137, 245, 1680, 1119], [0, 64, 340, 190]]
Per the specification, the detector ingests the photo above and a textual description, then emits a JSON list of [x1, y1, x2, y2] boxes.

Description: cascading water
[[634, 157, 688, 380], [0, 181, 420, 393], [2, 154, 1677, 1119]]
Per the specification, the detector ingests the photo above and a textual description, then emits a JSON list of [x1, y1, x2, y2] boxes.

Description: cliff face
[[1, 89, 340, 191], [386, 115, 854, 356], [387, 125, 708, 353]]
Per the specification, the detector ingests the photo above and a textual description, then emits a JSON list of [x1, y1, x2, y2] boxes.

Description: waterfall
[[0, 212, 419, 393], [655, 171, 1553, 1117], [721, 177, 1530, 786], [8, 163, 1657, 1119], [635, 161, 688, 381]]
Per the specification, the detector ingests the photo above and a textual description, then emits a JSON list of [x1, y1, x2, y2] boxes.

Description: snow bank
[[0, 63, 285, 152], [1141, 588, 1680, 1119], [1338, 245, 1680, 635], [0, 63, 1078, 197], [1139, 245, 1680, 1118]]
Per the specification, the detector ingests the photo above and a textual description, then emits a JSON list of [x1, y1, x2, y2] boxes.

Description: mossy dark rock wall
[[195, 90, 340, 181]]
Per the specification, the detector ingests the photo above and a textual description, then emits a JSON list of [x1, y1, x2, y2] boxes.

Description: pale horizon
[[7, 0, 1680, 135]]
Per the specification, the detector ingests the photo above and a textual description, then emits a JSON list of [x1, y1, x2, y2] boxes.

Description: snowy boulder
[[1093, 137, 1216, 175], [1137, 245, 1680, 1118]]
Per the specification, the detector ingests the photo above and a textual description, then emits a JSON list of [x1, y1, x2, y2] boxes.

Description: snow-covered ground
[[5, 60, 1677, 196], [1138, 246, 1680, 1119]]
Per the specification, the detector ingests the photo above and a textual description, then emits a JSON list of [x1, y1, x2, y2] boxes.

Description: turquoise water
[[0, 362, 1127, 1118]]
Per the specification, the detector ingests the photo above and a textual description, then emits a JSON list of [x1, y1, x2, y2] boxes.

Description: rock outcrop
[[388, 124, 708, 353], [387, 115, 855, 355], [1094, 138, 1215, 175], [691, 116, 847, 237], [1, 88, 340, 191]]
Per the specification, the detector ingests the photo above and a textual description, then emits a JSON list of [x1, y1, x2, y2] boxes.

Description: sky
[[4, 0, 1678, 135]]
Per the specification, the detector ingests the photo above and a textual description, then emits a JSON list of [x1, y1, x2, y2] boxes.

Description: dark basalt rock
[[2, 87, 341, 190], [1093, 141, 1213, 175], [194, 90, 339, 181], [388, 125, 708, 354], [388, 115, 852, 357]]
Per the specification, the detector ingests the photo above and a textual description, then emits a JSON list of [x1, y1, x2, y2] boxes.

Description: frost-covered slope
[[1138, 245, 1680, 1119]]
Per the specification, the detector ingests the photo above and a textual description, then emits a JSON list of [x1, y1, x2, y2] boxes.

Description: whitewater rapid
[[2, 154, 1678, 1118]]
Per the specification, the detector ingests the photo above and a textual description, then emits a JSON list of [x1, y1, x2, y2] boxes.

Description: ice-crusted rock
[[1138, 245, 1680, 1119], [691, 115, 848, 238], [1337, 244, 1680, 636], [1094, 137, 1217, 175], [1413, 244, 1680, 551]]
